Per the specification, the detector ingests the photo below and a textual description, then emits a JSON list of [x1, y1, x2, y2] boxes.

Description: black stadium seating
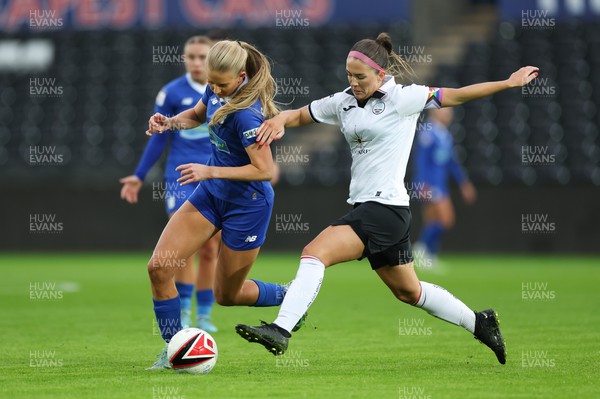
[[437, 22, 600, 185], [1, 21, 597, 186]]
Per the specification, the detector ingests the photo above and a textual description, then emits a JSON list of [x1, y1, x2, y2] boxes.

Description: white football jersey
[[309, 75, 434, 206]]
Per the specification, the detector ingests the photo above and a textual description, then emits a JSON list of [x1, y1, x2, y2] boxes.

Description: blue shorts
[[165, 179, 199, 215], [187, 182, 273, 251]]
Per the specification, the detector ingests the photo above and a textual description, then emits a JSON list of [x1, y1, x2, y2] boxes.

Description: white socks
[[272, 261, 475, 335], [273, 256, 325, 333], [415, 281, 476, 333]]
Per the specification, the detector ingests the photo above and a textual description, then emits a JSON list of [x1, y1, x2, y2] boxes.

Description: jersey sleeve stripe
[[307, 103, 321, 123]]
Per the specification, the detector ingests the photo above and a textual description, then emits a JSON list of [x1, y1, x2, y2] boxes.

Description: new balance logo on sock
[[245, 235, 257, 243]]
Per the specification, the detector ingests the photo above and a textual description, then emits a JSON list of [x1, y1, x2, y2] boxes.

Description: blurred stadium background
[[1, 0, 599, 253]]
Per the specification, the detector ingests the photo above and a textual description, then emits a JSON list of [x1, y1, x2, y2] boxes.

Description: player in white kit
[[236, 33, 539, 365]]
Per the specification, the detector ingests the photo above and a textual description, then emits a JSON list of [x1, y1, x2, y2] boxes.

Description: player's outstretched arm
[[441, 66, 539, 107], [176, 143, 274, 185], [146, 101, 208, 136], [256, 106, 314, 146]]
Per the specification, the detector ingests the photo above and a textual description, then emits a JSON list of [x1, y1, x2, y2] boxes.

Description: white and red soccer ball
[[167, 328, 218, 374]]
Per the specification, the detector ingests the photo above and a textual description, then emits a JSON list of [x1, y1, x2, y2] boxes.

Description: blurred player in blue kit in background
[[413, 107, 477, 266]]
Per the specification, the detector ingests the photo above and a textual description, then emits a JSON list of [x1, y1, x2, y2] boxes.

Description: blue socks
[[159, 280, 282, 336], [251, 279, 286, 307], [153, 296, 181, 342], [175, 282, 194, 312], [196, 289, 215, 317], [420, 222, 445, 255]]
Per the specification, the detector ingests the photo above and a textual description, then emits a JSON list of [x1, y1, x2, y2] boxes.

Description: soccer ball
[[167, 328, 218, 374]]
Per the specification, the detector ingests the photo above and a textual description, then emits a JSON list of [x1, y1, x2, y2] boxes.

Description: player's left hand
[[507, 66, 539, 88], [460, 181, 477, 205], [176, 163, 212, 185], [256, 116, 285, 146]]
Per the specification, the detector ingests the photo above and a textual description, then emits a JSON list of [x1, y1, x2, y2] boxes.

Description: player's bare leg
[[147, 201, 218, 370], [212, 243, 261, 306], [429, 197, 455, 230], [148, 202, 217, 300]]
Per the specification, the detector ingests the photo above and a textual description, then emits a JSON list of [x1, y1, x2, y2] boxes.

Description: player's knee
[[213, 289, 236, 306], [395, 287, 421, 304], [147, 258, 173, 284], [301, 244, 328, 266], [199, 248, 217, 265]]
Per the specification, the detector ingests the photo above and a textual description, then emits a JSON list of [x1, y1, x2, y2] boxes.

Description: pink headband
[[348, 50, 385, 72]]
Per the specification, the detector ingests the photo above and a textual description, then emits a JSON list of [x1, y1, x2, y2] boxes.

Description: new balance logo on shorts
[[245, 235, 257, 243]]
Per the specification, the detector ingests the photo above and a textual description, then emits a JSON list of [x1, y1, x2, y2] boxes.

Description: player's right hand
[[119, 175, 142, 204], [146, 113, 170, 136], [256, 116, 285, 146], [460, 181, 477, 205]]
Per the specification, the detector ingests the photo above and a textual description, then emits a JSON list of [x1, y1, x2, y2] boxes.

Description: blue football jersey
[[414, 119, 466, 189], [201, 84, 274, 206], [134, 73, 212, 181]]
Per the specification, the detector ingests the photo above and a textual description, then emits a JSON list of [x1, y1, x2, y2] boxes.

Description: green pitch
[[1, 253, 598, 399]]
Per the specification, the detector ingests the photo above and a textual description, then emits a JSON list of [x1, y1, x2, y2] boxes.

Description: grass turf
[[0, 253, 598, 399]]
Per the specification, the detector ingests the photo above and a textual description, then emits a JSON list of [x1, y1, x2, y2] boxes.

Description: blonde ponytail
[[207, 40, 279, 126]]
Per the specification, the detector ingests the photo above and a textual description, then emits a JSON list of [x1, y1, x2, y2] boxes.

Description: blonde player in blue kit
[[237, 33, 539, 365], [144, 40, 301, 370], [120, 36, 218, 333]]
